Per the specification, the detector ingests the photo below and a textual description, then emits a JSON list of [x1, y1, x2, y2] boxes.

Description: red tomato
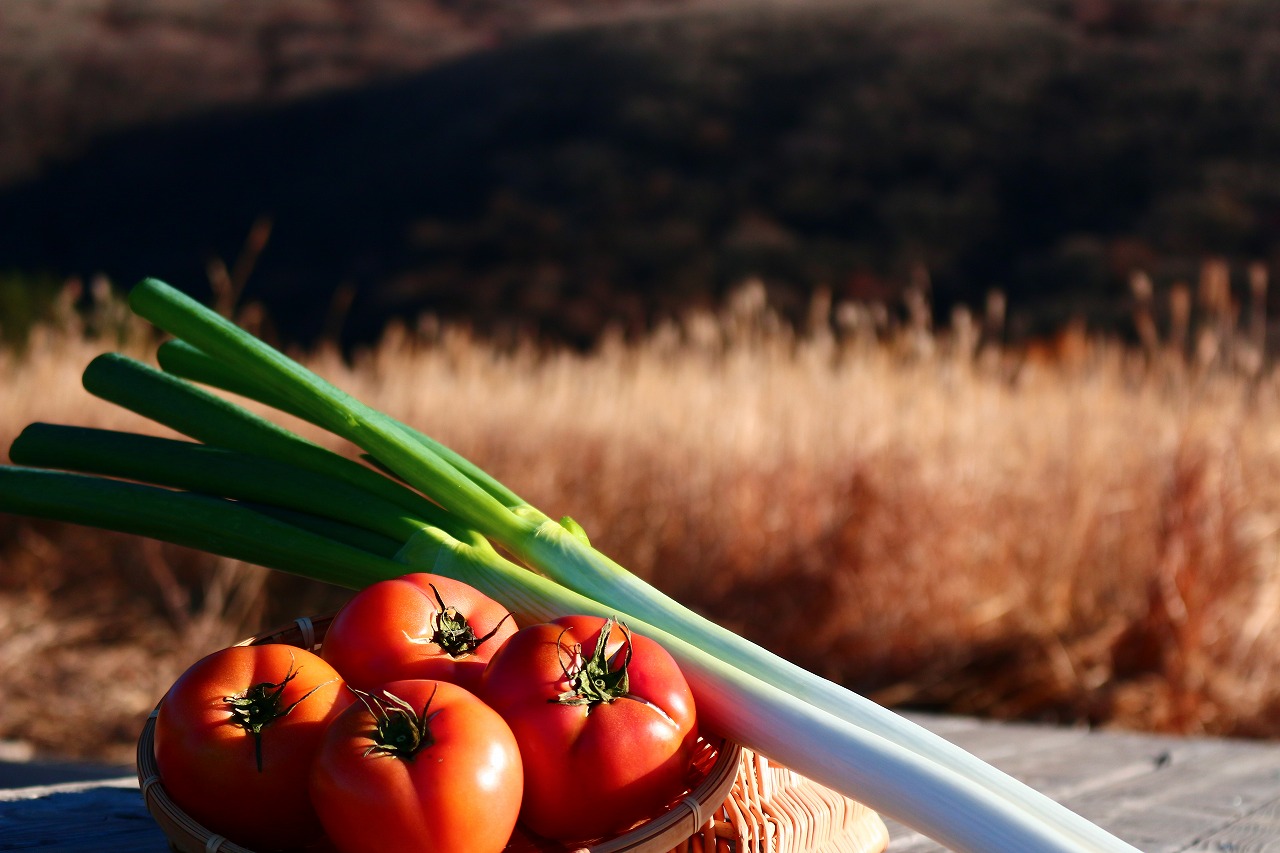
[[309, 679, 523, 853], [478, 615, 699, 844], [320, 572, 516, 693], [153, 644, 354, 852]]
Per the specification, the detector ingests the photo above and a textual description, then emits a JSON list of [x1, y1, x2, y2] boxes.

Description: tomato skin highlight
[[478, 615, 699, 844], [153, 644, 353, 852], [320, 572, 516, 693], [310, 678, 523, 853]]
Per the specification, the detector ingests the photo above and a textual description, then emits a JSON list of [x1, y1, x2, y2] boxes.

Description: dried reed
[[4, 276, 1280, 763]]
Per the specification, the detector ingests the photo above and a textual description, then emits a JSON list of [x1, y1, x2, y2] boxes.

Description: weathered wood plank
[[0, 784, 166, 852], [1060, 736, 1280, 853], [1183, 798, 1280, 852], [4, 716, 1280, 851], [882, 715, 1280, 852]]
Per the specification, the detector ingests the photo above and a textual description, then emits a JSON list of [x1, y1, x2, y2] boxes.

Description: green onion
[[0, 277, 1140, 852], [154, 328, 1109, 847]]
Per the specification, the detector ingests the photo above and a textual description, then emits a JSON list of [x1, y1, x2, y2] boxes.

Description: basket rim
[[137, 615, 744, 853]]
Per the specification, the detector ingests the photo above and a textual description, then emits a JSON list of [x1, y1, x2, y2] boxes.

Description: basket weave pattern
[[137, 616, 889, 853], [669, 749, 889, 853]]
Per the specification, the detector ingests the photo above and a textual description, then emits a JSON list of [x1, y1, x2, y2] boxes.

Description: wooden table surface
[[3, 713, 1279, 852]]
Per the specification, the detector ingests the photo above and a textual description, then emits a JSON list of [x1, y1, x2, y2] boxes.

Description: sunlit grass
[[4, 279, 1280, 762]]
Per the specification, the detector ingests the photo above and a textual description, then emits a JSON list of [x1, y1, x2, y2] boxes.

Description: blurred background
[[6, 0, 1280, 766]]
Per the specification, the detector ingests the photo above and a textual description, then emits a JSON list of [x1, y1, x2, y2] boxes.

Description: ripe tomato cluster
[[151, 573, 700, 853]]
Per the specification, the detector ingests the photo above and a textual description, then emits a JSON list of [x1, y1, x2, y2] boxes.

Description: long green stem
[[128, 280, 530, 545], [153, 340, 317, 423], [10, 424, 429, 544], [157, 339, 527, 509], [79, 353, 480, 546], [0, 467, 405, 589], [239, 502, 404, 557]]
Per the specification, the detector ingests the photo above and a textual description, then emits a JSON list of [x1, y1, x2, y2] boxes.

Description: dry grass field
[[4, 274, 1280, 765]]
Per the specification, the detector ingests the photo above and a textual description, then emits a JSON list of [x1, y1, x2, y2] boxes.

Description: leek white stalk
[[511, 518, 1136, 852], [397, 527, 1109, 853]]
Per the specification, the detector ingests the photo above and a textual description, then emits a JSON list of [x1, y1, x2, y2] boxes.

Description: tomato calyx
[[223, 655, 328, 772], [407, 583, 512, 659], [357, 685, 443, 761], [554, 617, 633, 712]]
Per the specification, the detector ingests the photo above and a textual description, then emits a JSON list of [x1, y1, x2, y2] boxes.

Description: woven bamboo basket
[[137, 616, 889, 853]]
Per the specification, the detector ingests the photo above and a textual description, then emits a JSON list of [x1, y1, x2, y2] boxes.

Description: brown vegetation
[[4, 272, 1280, 765]]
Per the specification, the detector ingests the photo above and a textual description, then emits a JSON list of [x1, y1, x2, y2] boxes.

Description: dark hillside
[[0, 0, 706, 187], [5, 0, 1280, 346]]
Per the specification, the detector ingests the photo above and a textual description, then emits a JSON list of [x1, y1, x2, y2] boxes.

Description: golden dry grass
[[4, 281, 1280, 763]]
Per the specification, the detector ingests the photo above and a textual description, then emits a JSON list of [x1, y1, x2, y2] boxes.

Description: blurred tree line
[[3, 0, 1280, 348]]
